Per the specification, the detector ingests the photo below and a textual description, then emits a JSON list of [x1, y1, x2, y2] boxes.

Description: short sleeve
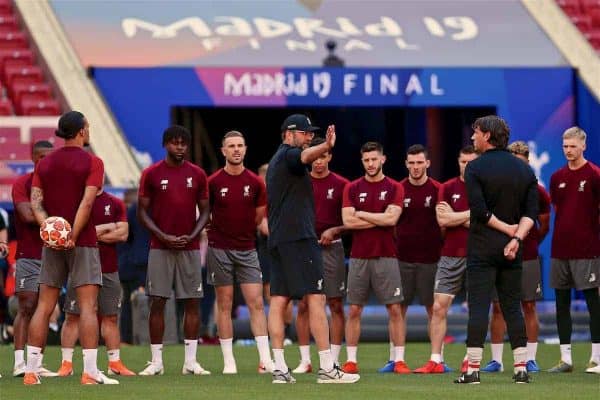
[[256, 178, 267, 207], [285, 147, 305, 175], [342, 183, 353, 208], [538, 186, 551, 214], [115, 198, 127, 222], [11, 178, 29, 204], [392, 182, 405, 207], [86, 156, 104, 188], [138, 169, 152, 199], [197, 169, 208, 201]]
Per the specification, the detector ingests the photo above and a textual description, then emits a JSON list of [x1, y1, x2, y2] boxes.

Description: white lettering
[[444, 17, 478, 40], [364, 17, 401, 37], [286, 39, 317, 52], [294, 18, 348, 38], [423, 17, 445, 37], [122, 17, 211, 38], [344, 39, 373, 51], [254, 18, 293, 39], [214, 16, 253, 36], [248, 37, 261, 49], [344, 73, 357, 95], [431, 74, 444, 95], [380, 74, 398, 95], [201, 37, 222, 51], [364, 74, 372, 95], [405, 74, 423, 95], [335, 17, 362, 36], [313, 72, 331, 99], [395, 37, 419, 50]]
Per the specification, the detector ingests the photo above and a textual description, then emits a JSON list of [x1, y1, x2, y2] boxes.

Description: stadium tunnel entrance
[[171, 106, 494, 181]]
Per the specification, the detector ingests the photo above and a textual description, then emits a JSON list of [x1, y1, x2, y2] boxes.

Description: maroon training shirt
[[342, 176, 404, 259], [92, 192, 127, 273], [207, 168, 266, 251], [522, 184, 551, 261], [439, 177, 469, 258], [12, 173, 43, 259], [396, 178, 442, 263], [311, 172, 349, 238], [32, 146, 104, 247], [550, 161, 600, 259], [139, 160, 208, 250]]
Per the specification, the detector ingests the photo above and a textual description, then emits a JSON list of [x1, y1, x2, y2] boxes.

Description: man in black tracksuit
[[455, 115, 538, 385]]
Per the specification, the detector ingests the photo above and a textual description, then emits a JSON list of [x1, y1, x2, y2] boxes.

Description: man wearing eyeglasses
[[265, 114, 359, 384]]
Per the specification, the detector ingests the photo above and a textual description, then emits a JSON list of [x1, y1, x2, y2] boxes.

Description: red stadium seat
[[0, 49, 34, 68], [31, 126, 58, 145], [0, 0, 12, 15], [557, 0, 582, 14], [581, 0, 600, 11], [20, 98, 60, 116], [590, 9, 600, 26], [585, 30, 600, 48], [0, 15, 18, 32], [0, 31, 27, 50], [0, 97, 12, 115], [4, 65, 43, 86], [570, 14, 593, 31], [0, 126, 20, 142], [0, 141, 29, 160], [10, 82, 51, 104]]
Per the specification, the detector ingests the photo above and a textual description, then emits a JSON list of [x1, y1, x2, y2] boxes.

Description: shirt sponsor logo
[[379, 191, 387, 201], [160, 179, 169, 190], [187, 177, 193, 188], [104, 204, 111, 216], [403, 198, 411, 207], [243, 185, 250, 197], [327, 188, 334, 199], [558, 182, 566, 189], [452, 193, 460, 203], [220, 187, 229, 197], [579, 180, 586, 192], [425, 195, 432, 207], [359, 192, 367, 203]]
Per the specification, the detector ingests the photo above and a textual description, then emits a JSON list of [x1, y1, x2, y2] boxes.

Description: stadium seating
[[558, 0, 600, 51], [0, 0, 60, 116]]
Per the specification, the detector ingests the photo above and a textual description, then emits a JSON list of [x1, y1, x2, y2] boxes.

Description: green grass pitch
[[1, 343, 598, 399]]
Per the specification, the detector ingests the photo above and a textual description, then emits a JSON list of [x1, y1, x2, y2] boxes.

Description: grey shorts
[[551, 258, 600, 290], [65, 272, 122, 316], [40, 247, 102, 289], [434, 256, 467, 297], [206, 247, 263, 286], [398, 261, 438, 306], [147, 249, 203, 299], [15, 258, 41, 293], [347, 257, 403, 306], [322, 241, 346, 299], [491, 259, 543, 302]]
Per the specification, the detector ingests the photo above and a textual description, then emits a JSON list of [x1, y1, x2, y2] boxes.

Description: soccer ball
[[40, 216, 72, 247]]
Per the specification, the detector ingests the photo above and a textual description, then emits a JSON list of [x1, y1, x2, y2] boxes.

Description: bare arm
[[436, 201, 470, 228], [71, 186, 99, 244], [0, 229, 7, 255], [189, 198, 210, 240], [15, 202, 37, 225], [342, 207, 376, 230], [30, 187, 48, 225], [537, 213, 550, 243], [356, 204, 402, 227], [97, 221, 129, 244], [319, 225, 346, 246], [255, 205, 266, 227], [137, 196, 166, 239], [258, 216, 269, 236], [95, 222, 115, 236], [300, 125, 336, 165]]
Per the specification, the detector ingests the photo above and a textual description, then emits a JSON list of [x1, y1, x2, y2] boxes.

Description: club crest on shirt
[[104, 204, 111, 216], [379, 191, 387, 201], [220, 187, 229, 197], [424, 195, 432, 207], [187, 177, 193, 188], [403, 198, 411, 208], [160, 179, 168, 190], [579, 180, 586, 192], [452, 193, 460, 203], [359, 192, 367, 203], [327, 188, 334, 199], [243, 185, 250, 197]]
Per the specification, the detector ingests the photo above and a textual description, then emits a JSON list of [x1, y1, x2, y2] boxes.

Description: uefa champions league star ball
[[40, 216, 72, 247]]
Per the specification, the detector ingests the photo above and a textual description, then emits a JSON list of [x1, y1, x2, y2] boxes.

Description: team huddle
[[8, 111, 600, 386]]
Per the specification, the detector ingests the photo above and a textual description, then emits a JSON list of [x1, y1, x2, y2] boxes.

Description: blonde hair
[[507, 141, 529, 159], [562, 126, 586, 143]]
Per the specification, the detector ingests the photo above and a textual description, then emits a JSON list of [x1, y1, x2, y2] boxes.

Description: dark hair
[[162, 125, 191, 146], [222, 130, 244, 145], [406, 144, 428, 158], [459, 144, 476, 156], [56, 111, 85, 139], [472, 115, 510, 149], [32, 140, 54, 150], [360, 141, 383, 154], [310, 136, 326, 147]]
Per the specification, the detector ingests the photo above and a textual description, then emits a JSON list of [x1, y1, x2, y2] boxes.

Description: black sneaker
[[454, 371, 480, 384], [512, 370, 530, 384]]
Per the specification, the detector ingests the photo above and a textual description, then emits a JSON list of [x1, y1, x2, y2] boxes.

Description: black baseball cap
[[280, 114, 319, 133]]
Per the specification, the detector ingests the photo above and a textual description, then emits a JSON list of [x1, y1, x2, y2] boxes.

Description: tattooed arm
[[30, 187, 48, 226]]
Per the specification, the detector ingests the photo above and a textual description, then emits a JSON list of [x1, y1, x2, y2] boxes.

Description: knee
[[522, 302, 536, 315], [150, 297, 167, 313], [348, 305, 362, 320], [328, 299, 344, 316], [387, 304, 402, 320], [432, 300, 448, 318], [297, 299, 308, 315], [19, 299, 37, 319], [247, 296, 265, 314]]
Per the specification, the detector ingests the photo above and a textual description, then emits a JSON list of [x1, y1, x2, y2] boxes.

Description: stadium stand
[[558, 0, 600, 51]]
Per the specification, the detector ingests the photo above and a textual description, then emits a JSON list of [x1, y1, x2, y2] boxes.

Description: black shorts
[[269, 238, 324, 300], [257, 235, 272, 284]]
